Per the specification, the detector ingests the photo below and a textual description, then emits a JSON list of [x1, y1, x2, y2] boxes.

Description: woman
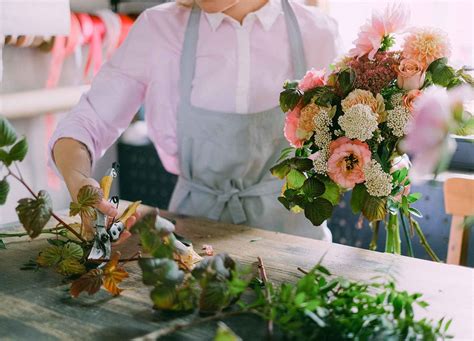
[[50, 0, 341, 241]]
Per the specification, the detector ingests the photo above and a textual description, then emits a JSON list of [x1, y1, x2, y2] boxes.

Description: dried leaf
[[70, 269, 103, 297], [16, 190, 53, 238], [202, 244, 214, 256], [102, 251, 129, 296]]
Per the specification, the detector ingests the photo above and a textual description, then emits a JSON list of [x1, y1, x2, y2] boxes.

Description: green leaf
[[16, 190, 53, 238], [287, 169, 306, 189], [214, 322, 241, 341], [408, 207, 423, 218], [0, 239, 5, 249], [0, 149, 12, 166], [37, 246, 62, 267], [270, 160, 291, 179], [304, 198, 333, 226], [320, 178, 341, 205], [0, 117, 17, 147], [427, 58, 456, 87], [0, 178, 10, 205], [337, 68, 355, 96], [350, 184, 367, 214], [70, 185, 103, 217], [56, 258, 86, 276], [280, 88, 302, 112], [362, 195, 386, 222], [407, 193, 422, 203], [61, 242, 83, 260], [277, 147, 295, 163], [139, 258, 185, 286], [8, 137, 28, 162], [302, 178, 325, 198], [278, 196, 290, 210], [291, 158, 314, 172]]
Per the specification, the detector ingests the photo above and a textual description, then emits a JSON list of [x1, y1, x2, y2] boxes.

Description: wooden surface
[[0, 209, 473, 340]]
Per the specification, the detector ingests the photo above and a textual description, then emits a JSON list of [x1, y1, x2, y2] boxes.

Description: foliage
[[136, 213, 249, 313], [37, 240, 86, 276], [69, 185, 104, 218], [70, 251, 129, 297], [16, 190, 53, 239]]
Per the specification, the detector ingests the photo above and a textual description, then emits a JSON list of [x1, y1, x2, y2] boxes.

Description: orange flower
[[403, 89, 422, 111], [402, 28, 451, 68]]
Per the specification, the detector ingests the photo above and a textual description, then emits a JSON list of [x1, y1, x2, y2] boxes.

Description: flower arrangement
[[272, 4, 474, 258]]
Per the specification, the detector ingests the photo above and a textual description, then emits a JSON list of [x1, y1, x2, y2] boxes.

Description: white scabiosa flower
[[311, 151, 328, 175], [387, 93, 411, 137], [338, 104, 378, 141], [364, 160, 393, 197]]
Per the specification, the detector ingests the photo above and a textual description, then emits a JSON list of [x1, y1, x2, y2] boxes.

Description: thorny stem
[[297, 267, 309, 275], [369, 221, 380, 251], [258, 256, 274, 339], [411, 217, 441, 262], [7, 167, 87, 243], [87, 256, 142, 264], [137, 310, 254, 340]]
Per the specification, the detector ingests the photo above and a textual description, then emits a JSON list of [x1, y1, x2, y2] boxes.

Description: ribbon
[[96, 9, 122, 60]]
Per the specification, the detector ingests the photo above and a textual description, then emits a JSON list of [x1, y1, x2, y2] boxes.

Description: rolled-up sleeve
[[49, 10, 152, 174]]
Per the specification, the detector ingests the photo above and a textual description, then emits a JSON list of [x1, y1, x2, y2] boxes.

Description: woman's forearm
[[52, 138, 93, 200]]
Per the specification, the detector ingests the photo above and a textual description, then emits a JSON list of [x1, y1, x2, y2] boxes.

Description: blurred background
[[1, 0, 473, 264]]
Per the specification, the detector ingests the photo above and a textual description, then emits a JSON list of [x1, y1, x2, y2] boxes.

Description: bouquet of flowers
[[271, 4, 474, 259]]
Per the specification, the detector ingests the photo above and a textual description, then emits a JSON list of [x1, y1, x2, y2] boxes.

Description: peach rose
[[327, 137, 372, 189], [298, 68, 326, 91], [403, 89, 422, 111], [397, 59, 426, 91]]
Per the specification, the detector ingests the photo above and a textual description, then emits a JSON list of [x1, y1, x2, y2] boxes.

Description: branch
[[257, 256, 273, 339], [136, 310, 251, 340], [7, 168, 87, 243]]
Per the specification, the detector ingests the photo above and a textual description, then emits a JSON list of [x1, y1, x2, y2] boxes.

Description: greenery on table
[[135, 213, 452, 340]]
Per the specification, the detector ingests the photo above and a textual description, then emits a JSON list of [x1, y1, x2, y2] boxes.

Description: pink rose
[[403, 89, 422, 111], [327, 137, 372, 189], [298, 68, 326, 91], [397, 59, 426, 90], [284, 105, 304, 148]]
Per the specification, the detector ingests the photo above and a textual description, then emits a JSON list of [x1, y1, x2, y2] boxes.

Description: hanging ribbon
[[96, 9, 122, 61]]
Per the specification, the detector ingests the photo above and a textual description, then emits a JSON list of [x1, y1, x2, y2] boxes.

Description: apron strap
[[178, 0, 307, 103], [176, 177, 283, 224], [281, 0, 307, 79]]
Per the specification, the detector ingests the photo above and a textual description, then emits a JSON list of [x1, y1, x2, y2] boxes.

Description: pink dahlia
[[327, 137, 372, 189], [349, 3, 409, 60], [298, 68, 326, 91], [402, 28, 451, 68]]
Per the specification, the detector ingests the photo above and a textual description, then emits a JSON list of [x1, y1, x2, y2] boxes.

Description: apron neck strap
[[179, 0, 307, 103]]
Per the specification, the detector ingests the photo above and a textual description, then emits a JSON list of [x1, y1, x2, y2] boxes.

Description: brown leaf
[[70, 269, 103, 297], [69, 185, 103, 217], [102, 251, 129, 296]]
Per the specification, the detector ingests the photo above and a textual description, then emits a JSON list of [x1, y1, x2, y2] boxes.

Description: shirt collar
[[204, 0, 282, 32]]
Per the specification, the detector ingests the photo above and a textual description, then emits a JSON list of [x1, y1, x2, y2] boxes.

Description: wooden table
[[1, 209, 473, 340]]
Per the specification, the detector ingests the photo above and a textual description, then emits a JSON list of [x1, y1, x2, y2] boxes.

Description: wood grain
[[0, 207, 472, 340]]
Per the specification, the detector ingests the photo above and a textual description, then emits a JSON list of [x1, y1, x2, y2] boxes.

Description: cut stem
[[400, 212, 414, 257], [369, 221, 380, 251], [411, 218, 441, 262], [0, 228, 63, 239]]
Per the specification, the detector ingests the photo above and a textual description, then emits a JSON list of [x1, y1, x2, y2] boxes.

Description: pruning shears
[[88, 162, 140, 265]]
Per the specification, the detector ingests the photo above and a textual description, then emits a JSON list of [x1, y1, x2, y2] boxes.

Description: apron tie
[[176, 177, 282, 225]]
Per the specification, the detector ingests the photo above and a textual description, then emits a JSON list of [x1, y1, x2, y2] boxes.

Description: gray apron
[[168, 0, 331, 241]]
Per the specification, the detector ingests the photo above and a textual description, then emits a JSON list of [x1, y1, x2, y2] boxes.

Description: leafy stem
[[6, 166, 87, 243], [0, 227, 65, 239], [411, 217, 441, 262], [258, 256, 274, 339]]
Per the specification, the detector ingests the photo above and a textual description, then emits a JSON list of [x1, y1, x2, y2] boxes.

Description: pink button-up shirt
[[49, 0, 341, 175]]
